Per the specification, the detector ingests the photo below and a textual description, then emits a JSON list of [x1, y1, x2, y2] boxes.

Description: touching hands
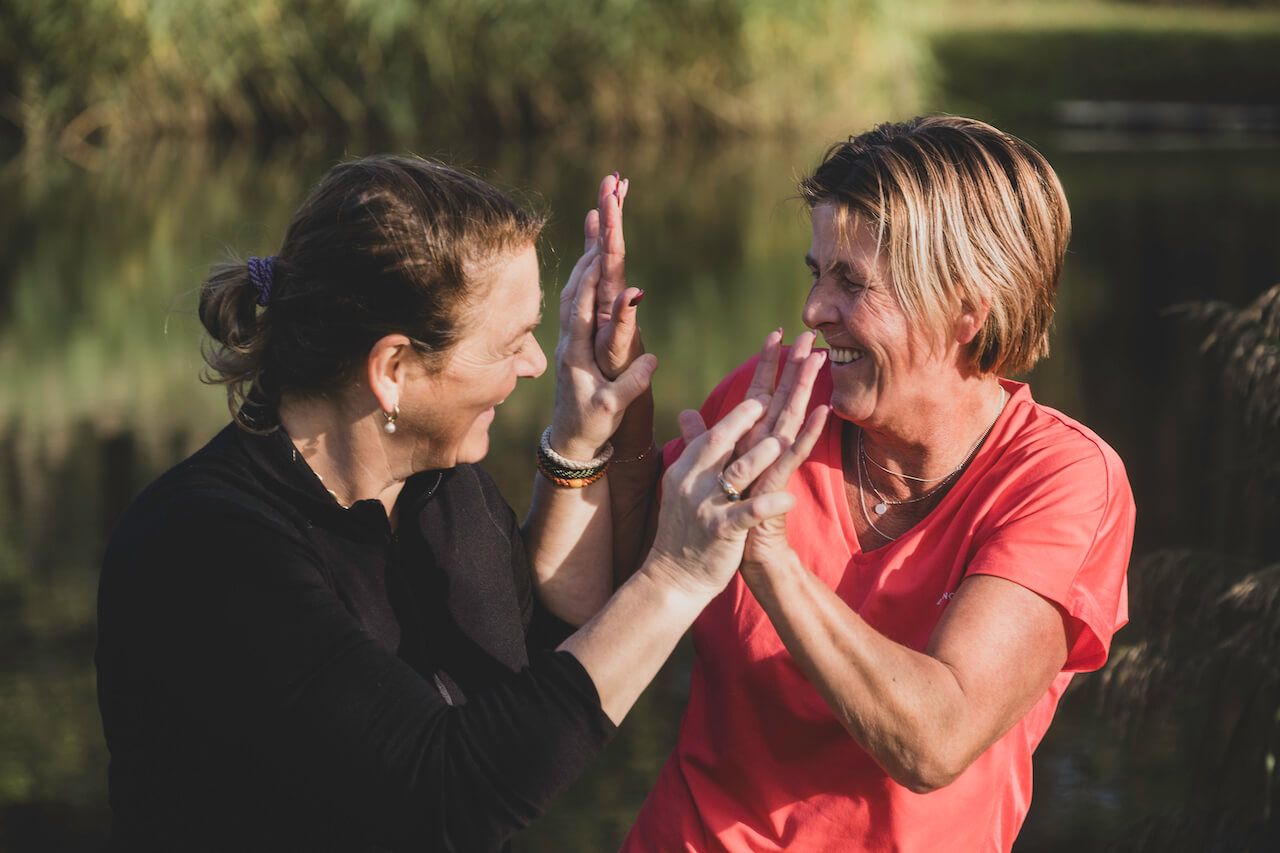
[[548, 174, 651, 461], [738, 331, 830, 569], [549, 235, 657, 461], [645, 396, 793, 597], [587, 173, 644, 380], [647, 331, 829, 597]]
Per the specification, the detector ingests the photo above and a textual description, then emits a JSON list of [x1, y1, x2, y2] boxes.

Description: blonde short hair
[[799, 115, 1070, 376]]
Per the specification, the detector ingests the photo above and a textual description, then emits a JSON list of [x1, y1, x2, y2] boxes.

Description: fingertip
[[678, 409, 705, 441]]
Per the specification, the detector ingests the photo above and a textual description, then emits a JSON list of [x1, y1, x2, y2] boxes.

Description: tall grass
[[0, 0, 927, 155]]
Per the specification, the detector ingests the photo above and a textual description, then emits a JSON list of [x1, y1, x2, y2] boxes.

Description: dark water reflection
[[1, 128, 1277, 851]]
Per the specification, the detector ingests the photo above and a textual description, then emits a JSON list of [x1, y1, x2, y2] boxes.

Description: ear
[[953, 298, 991, 347], [366, 334, 414, 414]]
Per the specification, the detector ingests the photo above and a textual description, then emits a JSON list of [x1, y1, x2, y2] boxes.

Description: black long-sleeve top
[[96, 423, 616, 852]]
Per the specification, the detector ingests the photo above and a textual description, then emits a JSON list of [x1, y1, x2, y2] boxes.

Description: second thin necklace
[[856, 386, 1007, 538]]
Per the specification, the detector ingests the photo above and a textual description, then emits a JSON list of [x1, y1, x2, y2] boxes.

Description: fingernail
[[612, 171, 620, 180], [629, 289, 646, 306]]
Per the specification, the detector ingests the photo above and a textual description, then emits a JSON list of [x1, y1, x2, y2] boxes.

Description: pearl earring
[[383, 405, 399, 434]]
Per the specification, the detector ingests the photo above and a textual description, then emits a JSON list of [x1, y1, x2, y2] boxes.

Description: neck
[[857, 374, 1005, 489], [277, 394, 406, 518]]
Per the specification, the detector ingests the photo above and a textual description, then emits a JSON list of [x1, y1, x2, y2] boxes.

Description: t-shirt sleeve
[[132, 498, 614, 852], [964, 441, 1135, 672]]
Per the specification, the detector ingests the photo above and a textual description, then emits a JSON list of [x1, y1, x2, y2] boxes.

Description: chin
[[455, 433, 492, 465], [829, 392, 871, 425]]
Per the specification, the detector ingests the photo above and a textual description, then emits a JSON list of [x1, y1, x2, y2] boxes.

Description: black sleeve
[[136, 498, 615, 852]]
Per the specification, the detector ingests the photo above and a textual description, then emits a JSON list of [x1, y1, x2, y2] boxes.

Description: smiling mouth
[[828, 347, 865, 364]]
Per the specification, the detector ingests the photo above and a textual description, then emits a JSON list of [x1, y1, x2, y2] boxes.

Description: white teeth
[[828, 347, 863, 364]]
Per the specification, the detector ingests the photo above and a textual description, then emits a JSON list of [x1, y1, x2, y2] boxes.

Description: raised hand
[[734, 331, 831, 568], [586, 173, 643, 380], [735, 329, 824, 455], [548, 239, 658, 462], [646, 396, 799, 596]]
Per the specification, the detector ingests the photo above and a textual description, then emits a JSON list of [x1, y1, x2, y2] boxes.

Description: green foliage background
[[0, 0, 923, 150], [2, 1, 1280, 850]]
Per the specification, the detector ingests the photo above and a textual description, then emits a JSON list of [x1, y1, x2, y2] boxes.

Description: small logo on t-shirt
[[936, 591, 957, 606]]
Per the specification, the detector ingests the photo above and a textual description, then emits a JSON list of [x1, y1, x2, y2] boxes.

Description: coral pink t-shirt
[[621, 358, 1134, 853]]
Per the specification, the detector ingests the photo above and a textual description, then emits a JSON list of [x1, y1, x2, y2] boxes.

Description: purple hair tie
[[247, 255, 276, 307]]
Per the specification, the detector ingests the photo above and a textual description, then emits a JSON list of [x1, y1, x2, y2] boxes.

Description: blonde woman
[[618, 117, 1136, 851]]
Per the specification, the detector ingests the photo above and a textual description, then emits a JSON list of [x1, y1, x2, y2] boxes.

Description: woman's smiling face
[[404, 244, 546, 469], [801, 205, 957, 431]]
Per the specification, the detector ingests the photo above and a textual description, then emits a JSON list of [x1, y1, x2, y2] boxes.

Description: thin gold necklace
[[856, 387, 1006, 538]]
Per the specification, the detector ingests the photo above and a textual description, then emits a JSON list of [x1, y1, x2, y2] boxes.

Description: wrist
[[742, 542, 800, 589], [546, 423, 607, 463], [634, 555, 720, 612]]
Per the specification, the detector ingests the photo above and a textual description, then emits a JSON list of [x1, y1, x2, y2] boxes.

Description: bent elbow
[[893, 750, 969, 794], [901, 770, 959, 795]]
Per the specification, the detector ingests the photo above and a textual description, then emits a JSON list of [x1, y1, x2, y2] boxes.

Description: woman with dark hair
[[95, 156, 825, 852], [617, 116, 1136, 851]]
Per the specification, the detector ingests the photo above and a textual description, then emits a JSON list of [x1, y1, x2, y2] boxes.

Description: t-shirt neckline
[[829, 378, 1028, 562]]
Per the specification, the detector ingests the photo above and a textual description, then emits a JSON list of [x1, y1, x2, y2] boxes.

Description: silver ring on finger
[[717, 471, 743, 502]]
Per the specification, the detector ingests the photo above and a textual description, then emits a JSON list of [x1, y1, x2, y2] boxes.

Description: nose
[[521, 341, 548, 380], [801, 279, 839, 331]]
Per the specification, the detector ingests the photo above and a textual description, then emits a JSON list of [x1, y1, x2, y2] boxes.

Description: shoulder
[[103, 430, 312, 589], [698, 354, 764, 421], [988, 383, 1132, 514]]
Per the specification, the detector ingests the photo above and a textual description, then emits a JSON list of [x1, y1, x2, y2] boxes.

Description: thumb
[[725, 491, 796, 533], [607, 286, 643, 357], [608, 353, 658, 408]]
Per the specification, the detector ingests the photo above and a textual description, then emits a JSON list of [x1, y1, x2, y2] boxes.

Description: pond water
[[1, 124, 1277, 851]]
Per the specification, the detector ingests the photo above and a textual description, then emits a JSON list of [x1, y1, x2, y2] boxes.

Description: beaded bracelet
[[537, 465, 607, 488], [537, 426, 611, 488], [539, 426, 613, 470], [537, 456, 607, 480]]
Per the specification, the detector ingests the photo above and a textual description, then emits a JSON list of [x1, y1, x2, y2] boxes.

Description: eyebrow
[[805, 254, 862, 281], [510, 312, 542, 343]]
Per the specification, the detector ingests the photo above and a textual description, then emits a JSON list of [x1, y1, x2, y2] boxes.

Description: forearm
[[523, 473, 613, 627], [607, 388, 660, 585], [742, 552, 971, 792], [559, 557, 713, 725]]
